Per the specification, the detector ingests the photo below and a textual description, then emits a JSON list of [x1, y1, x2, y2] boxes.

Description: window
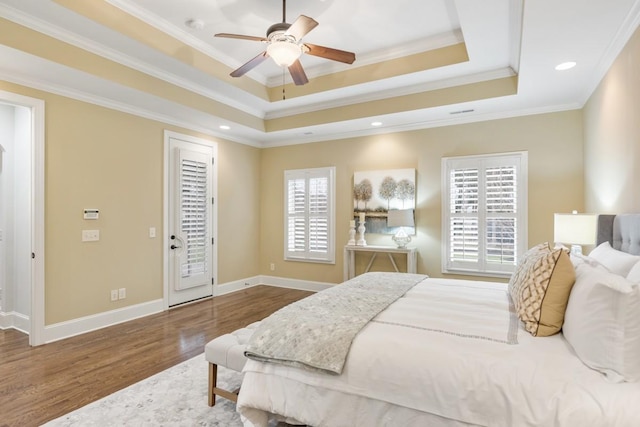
[[442, 152, 527, 277], [284, 167, 336, 263]]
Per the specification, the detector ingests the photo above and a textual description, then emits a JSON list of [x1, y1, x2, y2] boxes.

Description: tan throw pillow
[[508, 243, 576, 337]]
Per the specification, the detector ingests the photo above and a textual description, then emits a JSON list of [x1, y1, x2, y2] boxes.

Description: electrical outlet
[[110, 289, 118, 301], [149, 227, 156, 238], [270, 263, 275, 271], [118, 288, 126, 299]]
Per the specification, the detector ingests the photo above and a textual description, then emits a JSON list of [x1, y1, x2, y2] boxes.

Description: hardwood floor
[[0, 285, 312, 427]]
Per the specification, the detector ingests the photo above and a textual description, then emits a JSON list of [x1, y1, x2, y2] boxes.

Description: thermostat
[[83, 209, 99, 220]]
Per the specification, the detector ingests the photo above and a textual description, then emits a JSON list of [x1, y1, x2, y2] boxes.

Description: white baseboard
[[0, 311, 7, 329], [213, 276, 261, 296], [38, 275, 331, 344], [258, 275, 334, 292], [44, 299, 164, 344], [215, 275, 334, 295], [0, 310, 29, 334]]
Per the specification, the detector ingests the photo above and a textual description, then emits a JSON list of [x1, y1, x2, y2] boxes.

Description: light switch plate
[[82, 230, 100, 242]]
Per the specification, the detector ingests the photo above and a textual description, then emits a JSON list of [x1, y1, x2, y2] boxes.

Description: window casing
[[284, 167, 336, 263], [442, 152, 527, 277]]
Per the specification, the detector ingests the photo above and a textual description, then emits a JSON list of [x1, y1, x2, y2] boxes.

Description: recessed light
[[219, 125, 230, 130], [555, 61, 576, 71], [371, 121, 382, 127]]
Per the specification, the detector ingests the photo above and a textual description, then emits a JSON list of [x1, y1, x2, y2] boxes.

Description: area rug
[[43, 353, 243, 426]]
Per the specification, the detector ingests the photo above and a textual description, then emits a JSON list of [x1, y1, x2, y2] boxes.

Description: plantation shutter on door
[[176, 149, 212, 290], [284, 167, 335, 263]]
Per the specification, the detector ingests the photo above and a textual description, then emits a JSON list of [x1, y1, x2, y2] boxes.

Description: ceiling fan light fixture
[[267, 41, 302, 67]]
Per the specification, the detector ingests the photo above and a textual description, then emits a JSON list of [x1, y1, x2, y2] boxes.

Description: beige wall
[[584, 27, 640, 213], [0, 82, 585, 325], [260, 110, 584, 283], [0, 81, 261, 325]]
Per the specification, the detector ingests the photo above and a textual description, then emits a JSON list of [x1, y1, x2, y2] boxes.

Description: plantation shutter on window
[[485, 165, 517, 267], [285, 167, 335, 263], [443, 152, 527, 277]]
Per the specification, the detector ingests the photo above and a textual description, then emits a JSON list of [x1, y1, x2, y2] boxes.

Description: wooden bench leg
[[209, 362, 240, 407], [208, 363, 217, 406]]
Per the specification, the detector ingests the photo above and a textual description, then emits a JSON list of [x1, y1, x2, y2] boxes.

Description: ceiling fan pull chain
[[282, 69, 286, 100]]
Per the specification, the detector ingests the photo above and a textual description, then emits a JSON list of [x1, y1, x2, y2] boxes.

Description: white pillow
[[627, 261, 640, 282], [563, 262, 640, 382], [588, 241, 640, 277], [570, 252, 609, 271]]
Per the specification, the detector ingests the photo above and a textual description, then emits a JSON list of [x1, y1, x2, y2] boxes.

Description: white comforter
[[237, 277, 640, 427]]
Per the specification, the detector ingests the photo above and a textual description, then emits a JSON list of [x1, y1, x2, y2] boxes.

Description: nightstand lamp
[[553, 211, 598, 255], [387, 209, 415, 248]]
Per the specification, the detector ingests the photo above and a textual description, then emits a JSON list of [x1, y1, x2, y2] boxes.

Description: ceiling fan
[[215, 0, 356, 85]]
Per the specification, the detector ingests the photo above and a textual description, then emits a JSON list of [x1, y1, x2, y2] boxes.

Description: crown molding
[[0, 2, 264, 118], [107, 0, 465, 90], [0, 70, 261, 148], [105, 0, 264, 83], [265, 30, 465, 87], [265, 67, 516, 120], [262, 102, 583, 148], [578, 0, 640, 105]]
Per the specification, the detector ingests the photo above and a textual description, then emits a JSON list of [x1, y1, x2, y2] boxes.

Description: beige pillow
[[508, 243, 576, 336]]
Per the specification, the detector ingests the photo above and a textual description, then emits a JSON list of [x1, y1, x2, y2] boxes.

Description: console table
[[343, 245, 418, 281]]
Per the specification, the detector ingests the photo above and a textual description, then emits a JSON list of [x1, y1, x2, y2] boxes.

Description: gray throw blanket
[[244, 272, 427, 375]]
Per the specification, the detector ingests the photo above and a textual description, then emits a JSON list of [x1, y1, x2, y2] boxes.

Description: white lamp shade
[[387, 209, 415, 228], [553, 213, 598, 245], [267, 41, 302, 67]]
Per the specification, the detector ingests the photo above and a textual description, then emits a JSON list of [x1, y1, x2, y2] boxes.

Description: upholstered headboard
[[596, 214, 640, 255]]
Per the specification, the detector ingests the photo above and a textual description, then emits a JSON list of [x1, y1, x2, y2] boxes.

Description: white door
[[168, 135, 216, 306]]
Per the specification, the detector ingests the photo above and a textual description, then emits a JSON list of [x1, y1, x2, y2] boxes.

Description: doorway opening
[[0, 91, 45, 346]]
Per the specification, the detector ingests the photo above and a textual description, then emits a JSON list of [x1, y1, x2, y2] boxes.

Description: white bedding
[[237, 277, 640, 427]]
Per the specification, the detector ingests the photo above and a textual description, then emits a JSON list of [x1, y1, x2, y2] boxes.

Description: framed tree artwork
[[353, 168, 416, 234]]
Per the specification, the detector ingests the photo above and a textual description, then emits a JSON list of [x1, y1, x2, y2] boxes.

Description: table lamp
[[553, 212, 598, 255], [387, 209, 415, 248]]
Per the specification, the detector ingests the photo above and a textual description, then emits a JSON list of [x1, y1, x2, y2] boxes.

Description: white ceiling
[[0, 0, 639, 147]]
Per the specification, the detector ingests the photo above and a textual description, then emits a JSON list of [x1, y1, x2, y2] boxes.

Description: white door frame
[[163, 130, 218, 310], [0, 90, 45, 346]]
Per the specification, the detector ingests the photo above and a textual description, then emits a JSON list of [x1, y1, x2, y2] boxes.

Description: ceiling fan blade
[[285, 15, 318, 40], [303, 43, 356, 64], [215, 33, 268, 42], [288, 60, 309, 86], [230, 51, 269, 77]]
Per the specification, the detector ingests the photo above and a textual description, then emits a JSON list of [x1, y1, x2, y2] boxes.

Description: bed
[[236, 214, 640, 427]]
